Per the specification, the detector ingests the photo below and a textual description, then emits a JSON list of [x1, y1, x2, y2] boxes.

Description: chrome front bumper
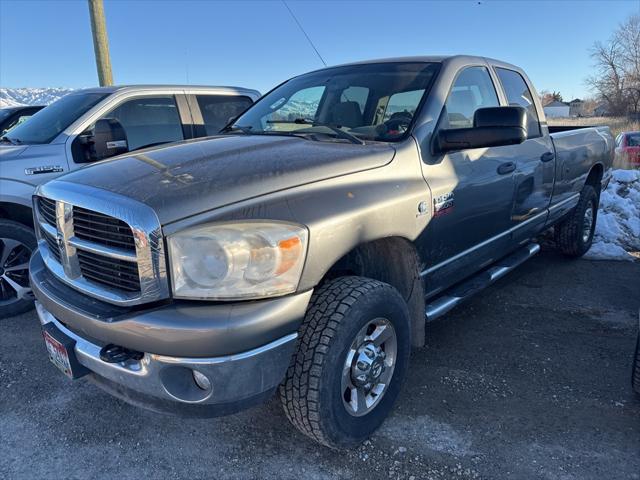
[[36, 301, 297, 414]]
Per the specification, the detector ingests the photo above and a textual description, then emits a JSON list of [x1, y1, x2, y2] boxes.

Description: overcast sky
[[1, 0, 638, 99]]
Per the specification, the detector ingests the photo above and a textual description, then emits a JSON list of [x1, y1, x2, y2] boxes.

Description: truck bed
[[547, 124, 599, 134], [548, 125, 614, 207]]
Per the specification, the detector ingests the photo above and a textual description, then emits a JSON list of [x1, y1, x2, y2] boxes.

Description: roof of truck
[[304, 54, 522, 75], [69, 85, 261, 98]]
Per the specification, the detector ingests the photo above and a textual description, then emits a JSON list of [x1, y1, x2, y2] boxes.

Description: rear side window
[[196, 95, 254, 135], [444, 67, 499, 129], [103, 96, 184, 150], [495, 68, 541, 138]]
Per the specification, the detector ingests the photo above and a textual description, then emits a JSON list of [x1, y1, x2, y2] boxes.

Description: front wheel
[[0, 220, 36, 319], [280, 276, 411, 448]]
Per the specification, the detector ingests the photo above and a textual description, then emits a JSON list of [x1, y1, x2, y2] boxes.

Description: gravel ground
[[1, 247, 639, 480]]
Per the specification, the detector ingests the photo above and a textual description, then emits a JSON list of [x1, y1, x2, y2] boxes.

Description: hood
[[57, 135, 395, 224], [0, 144, 29, 160]]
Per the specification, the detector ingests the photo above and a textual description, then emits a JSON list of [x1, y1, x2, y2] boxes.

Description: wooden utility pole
[[87, 0, 113, 86]]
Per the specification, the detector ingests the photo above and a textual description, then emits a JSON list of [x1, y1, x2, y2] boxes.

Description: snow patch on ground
[[585, 169, 640, 261]]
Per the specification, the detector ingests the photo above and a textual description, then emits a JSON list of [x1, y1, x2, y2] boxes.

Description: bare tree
[[586, 14, 640, 115]]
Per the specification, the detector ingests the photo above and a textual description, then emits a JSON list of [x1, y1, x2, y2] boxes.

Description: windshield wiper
[[220, 124, 253, 134], [267, 119, 365, 145], [0, 135, 20, 145]]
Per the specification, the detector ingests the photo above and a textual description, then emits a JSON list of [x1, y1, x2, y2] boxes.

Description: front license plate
[[43, 329, 74, 378]]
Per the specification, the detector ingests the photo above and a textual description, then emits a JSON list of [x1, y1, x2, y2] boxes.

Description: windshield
[[0, 109, 15, 121], [3, 92, 108, 144], [230, 62, 440, 143]]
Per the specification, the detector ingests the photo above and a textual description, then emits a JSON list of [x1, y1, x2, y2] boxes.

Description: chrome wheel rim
[[341, 317, 397, 417], [582, 206, 594, 243], [0, 238, 33, 307]]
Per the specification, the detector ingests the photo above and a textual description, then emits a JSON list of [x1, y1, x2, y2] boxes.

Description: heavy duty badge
[[433, 192, 454, 217]]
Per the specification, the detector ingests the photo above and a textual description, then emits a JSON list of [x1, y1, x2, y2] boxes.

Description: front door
[[71, 95, 189, 164], [418, 66, 516, 296]]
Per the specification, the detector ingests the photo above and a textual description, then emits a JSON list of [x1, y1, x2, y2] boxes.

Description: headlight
[[167, 222, 308, 300]]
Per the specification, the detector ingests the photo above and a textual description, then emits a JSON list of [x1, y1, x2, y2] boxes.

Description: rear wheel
[[554, 184, 599, 258], [280, 276, 411, 448], [0, 220, 36, 319]]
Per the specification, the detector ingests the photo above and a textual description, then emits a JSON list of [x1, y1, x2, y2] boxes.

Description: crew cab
[[0, 85, 260, 317], [29, 56, 613, 448], [0, 105, 44, 135]]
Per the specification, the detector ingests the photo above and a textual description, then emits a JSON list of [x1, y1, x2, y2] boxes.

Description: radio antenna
[[282, 0, 327, 67]]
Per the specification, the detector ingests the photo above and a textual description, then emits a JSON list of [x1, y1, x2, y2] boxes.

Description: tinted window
[[444, 67, 499, 128], [231, 62, 440, 143], [627, 133, 640, 147], [196, 95, 253, 135], [495, 68, 541, 138], [4, 93, 107, 144], [102, 96, 183, 150]]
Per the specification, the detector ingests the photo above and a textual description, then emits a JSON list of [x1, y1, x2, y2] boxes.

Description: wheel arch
[[584, 162, 604, 193], [319, 236, 426, 347], [0, 202, 34, 229]]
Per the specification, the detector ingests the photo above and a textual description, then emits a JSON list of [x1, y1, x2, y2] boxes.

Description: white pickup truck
[[0, 85, 260, 317]]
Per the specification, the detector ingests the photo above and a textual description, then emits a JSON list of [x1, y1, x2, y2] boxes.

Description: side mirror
[[83, 118, 128, 161], [434, 106, 527, 153]]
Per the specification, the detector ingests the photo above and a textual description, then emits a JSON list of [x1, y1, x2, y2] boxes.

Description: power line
[[281, 0, 327, 67]]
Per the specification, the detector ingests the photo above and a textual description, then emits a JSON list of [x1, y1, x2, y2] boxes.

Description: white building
[[543, 100, 570, 118]]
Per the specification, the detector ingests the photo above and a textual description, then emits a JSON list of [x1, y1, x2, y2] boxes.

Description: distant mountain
[[0, 87, 75, 108]]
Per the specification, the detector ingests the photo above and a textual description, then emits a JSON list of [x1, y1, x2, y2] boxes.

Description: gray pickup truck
[[29, 56, 613, 448], [0, 85, 260, 317]]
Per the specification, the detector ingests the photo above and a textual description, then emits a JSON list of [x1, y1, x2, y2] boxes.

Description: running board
[[425, 243, 540, 322]]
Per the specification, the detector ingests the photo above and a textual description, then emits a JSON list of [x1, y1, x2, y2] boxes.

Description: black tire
[[633, 331, 640, 396], [279, 276, 411, 449], [554, 184, 599, 258], [0, 219, 36, 319]]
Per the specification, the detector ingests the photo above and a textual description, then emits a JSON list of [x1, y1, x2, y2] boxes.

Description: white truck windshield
[[4, 92, 107, 145]]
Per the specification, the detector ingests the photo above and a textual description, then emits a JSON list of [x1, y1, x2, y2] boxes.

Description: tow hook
[[99, 344, 144, 363]]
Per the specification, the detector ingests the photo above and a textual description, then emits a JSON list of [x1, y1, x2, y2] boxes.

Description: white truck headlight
[[167, 222, 308, 300]]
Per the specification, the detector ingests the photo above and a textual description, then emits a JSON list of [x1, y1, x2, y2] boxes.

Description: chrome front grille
[[37, 197, 57, 227], [33, 182, 168, 306], [77, 250, 141, 292], [42, 229, 62, 263], [73, 206, 137, 251]]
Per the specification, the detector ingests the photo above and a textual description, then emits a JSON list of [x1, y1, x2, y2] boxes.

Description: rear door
[[493, 67, 554, 238], [187, 94, 254, 137]]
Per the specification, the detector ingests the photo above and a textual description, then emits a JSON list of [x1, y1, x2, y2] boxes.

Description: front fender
[[163, 140, 431, 291], [0, 178, 38, 209]]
